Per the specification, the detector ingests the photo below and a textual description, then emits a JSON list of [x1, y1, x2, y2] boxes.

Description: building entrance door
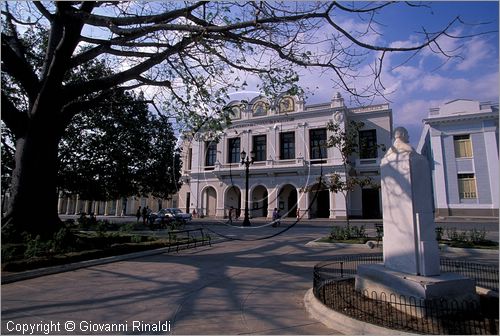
[[362, 189, 381, 219]]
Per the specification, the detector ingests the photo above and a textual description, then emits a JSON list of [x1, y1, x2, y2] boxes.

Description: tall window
[[454, 134, 473, 158], [359, 129, 378, 159], [205, 141, 217, 166], [458, 173, 477, 199], [310, 129, 327, 160], [280, 132, 295, 159], [253, 135, 267, 161], [228, 138, 241, 163]]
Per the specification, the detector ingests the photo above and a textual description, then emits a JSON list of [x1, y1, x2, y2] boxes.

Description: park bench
[[167, 228, 211, 252]]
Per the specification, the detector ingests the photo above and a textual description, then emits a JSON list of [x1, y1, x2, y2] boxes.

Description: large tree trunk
[[2, 115, 63, 241]]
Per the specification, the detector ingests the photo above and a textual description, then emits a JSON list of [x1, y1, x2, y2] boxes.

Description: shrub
[[130, 235, 143, 243], [445, 227, 467, 241], [95, 220, 108, 236], [24, 234, 51, 258], [52, 226, 75, 253], [119, 222, 137, 232], [78, 212, 90, 230], [330, 225, 367, 240], [469, 228, 487, 243]]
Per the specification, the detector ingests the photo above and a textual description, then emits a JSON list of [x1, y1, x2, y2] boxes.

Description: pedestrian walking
[[142, 206, 148, 225], [296, 207, 300, 221], [272, 208, 281, 227], [136, 206, 142, 223], [228, 206, 234, 223]]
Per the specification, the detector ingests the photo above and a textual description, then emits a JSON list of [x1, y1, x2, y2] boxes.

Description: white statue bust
[[387, 126, 414, 154]]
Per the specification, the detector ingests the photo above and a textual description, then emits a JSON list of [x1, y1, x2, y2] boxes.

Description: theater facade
[[177, 93, 392, 219]]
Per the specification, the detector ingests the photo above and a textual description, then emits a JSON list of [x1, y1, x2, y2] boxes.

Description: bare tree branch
[[64, 34, 197, 100], [32, 1, 54, 22], [1, 34, 40, 102]]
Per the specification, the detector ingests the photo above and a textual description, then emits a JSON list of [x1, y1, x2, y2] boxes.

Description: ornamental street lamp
[[241, 150, 255, 226]]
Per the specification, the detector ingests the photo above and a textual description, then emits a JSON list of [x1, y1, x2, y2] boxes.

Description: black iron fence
[[313, 254, 499, 334]]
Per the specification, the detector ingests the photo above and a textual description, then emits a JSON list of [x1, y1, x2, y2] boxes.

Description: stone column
[[216, 185, 226, 218], [115, 199, 122, 216], [74, 195, 80, 214], [267, 187, 279, 218], [104, 201, 109, 216], [57, 193, 64, 214], [65, 196, 72, 214], [430, 130, 449, 216], [484, 128, 499, 211], [329, 190, 335, 219], [301, 190, 310, 219], [332, 192, 346, 219]]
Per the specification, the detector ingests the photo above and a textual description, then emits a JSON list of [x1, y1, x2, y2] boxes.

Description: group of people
[[136, 206, 151, 225]]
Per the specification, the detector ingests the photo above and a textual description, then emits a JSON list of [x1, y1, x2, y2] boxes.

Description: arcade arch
[[251, 185, 268, 218], [278, 184, 298, 218], [202, 186, 217, 217]]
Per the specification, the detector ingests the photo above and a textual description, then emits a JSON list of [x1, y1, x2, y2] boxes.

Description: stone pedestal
[[355, 264, 478, 317], [381, 150, 440, 276]]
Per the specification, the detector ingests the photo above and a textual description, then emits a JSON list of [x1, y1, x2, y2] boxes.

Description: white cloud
[[456, 37, 494, 71]]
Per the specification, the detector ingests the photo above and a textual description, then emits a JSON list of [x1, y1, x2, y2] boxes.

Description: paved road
[[2, 223, 498, 335]]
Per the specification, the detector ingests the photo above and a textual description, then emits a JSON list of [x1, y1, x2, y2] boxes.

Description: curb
[[303, 288, 414, 335], [2, 247, 172, 284]]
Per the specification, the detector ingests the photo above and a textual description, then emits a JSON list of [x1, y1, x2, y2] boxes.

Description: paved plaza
[[2, 222, 498, 335]]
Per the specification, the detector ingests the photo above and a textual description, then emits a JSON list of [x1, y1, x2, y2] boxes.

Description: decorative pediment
[[250, 96, 271, 117]]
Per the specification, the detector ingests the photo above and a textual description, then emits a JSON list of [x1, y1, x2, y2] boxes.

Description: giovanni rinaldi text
[[6, 320, 171, 334]]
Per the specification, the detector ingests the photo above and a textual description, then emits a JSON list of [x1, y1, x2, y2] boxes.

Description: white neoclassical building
[[417, 99, 499, 217], [177, 93, 392, 220]]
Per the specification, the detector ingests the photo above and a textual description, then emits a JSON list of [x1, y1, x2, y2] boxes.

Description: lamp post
[[241, 150, 255, 226]]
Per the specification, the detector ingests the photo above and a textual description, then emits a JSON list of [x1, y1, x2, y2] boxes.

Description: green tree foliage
[[57, 90, 181, 202]]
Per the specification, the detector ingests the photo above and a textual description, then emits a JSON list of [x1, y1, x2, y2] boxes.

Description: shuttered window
[[458, 173, 477, 199]]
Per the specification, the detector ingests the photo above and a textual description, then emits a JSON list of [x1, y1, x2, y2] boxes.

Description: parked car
[[163, 208, 192, 223], [148, 209, 174, 229]]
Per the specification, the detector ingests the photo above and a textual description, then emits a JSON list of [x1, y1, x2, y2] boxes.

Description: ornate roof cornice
[[424, 111, 498, 125]]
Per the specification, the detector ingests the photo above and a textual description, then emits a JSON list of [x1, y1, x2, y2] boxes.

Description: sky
[[297, 1, 499, 147]]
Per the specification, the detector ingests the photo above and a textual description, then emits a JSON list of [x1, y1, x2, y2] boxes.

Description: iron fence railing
[[313, 254, 499, 334]]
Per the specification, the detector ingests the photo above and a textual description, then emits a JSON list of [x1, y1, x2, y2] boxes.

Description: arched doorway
[[203, 187, 217, 217], [251, 185, 268, 217], [225, 186, 241, 218], [308, 184, 329, 218], [278, 184, 298, 217]]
